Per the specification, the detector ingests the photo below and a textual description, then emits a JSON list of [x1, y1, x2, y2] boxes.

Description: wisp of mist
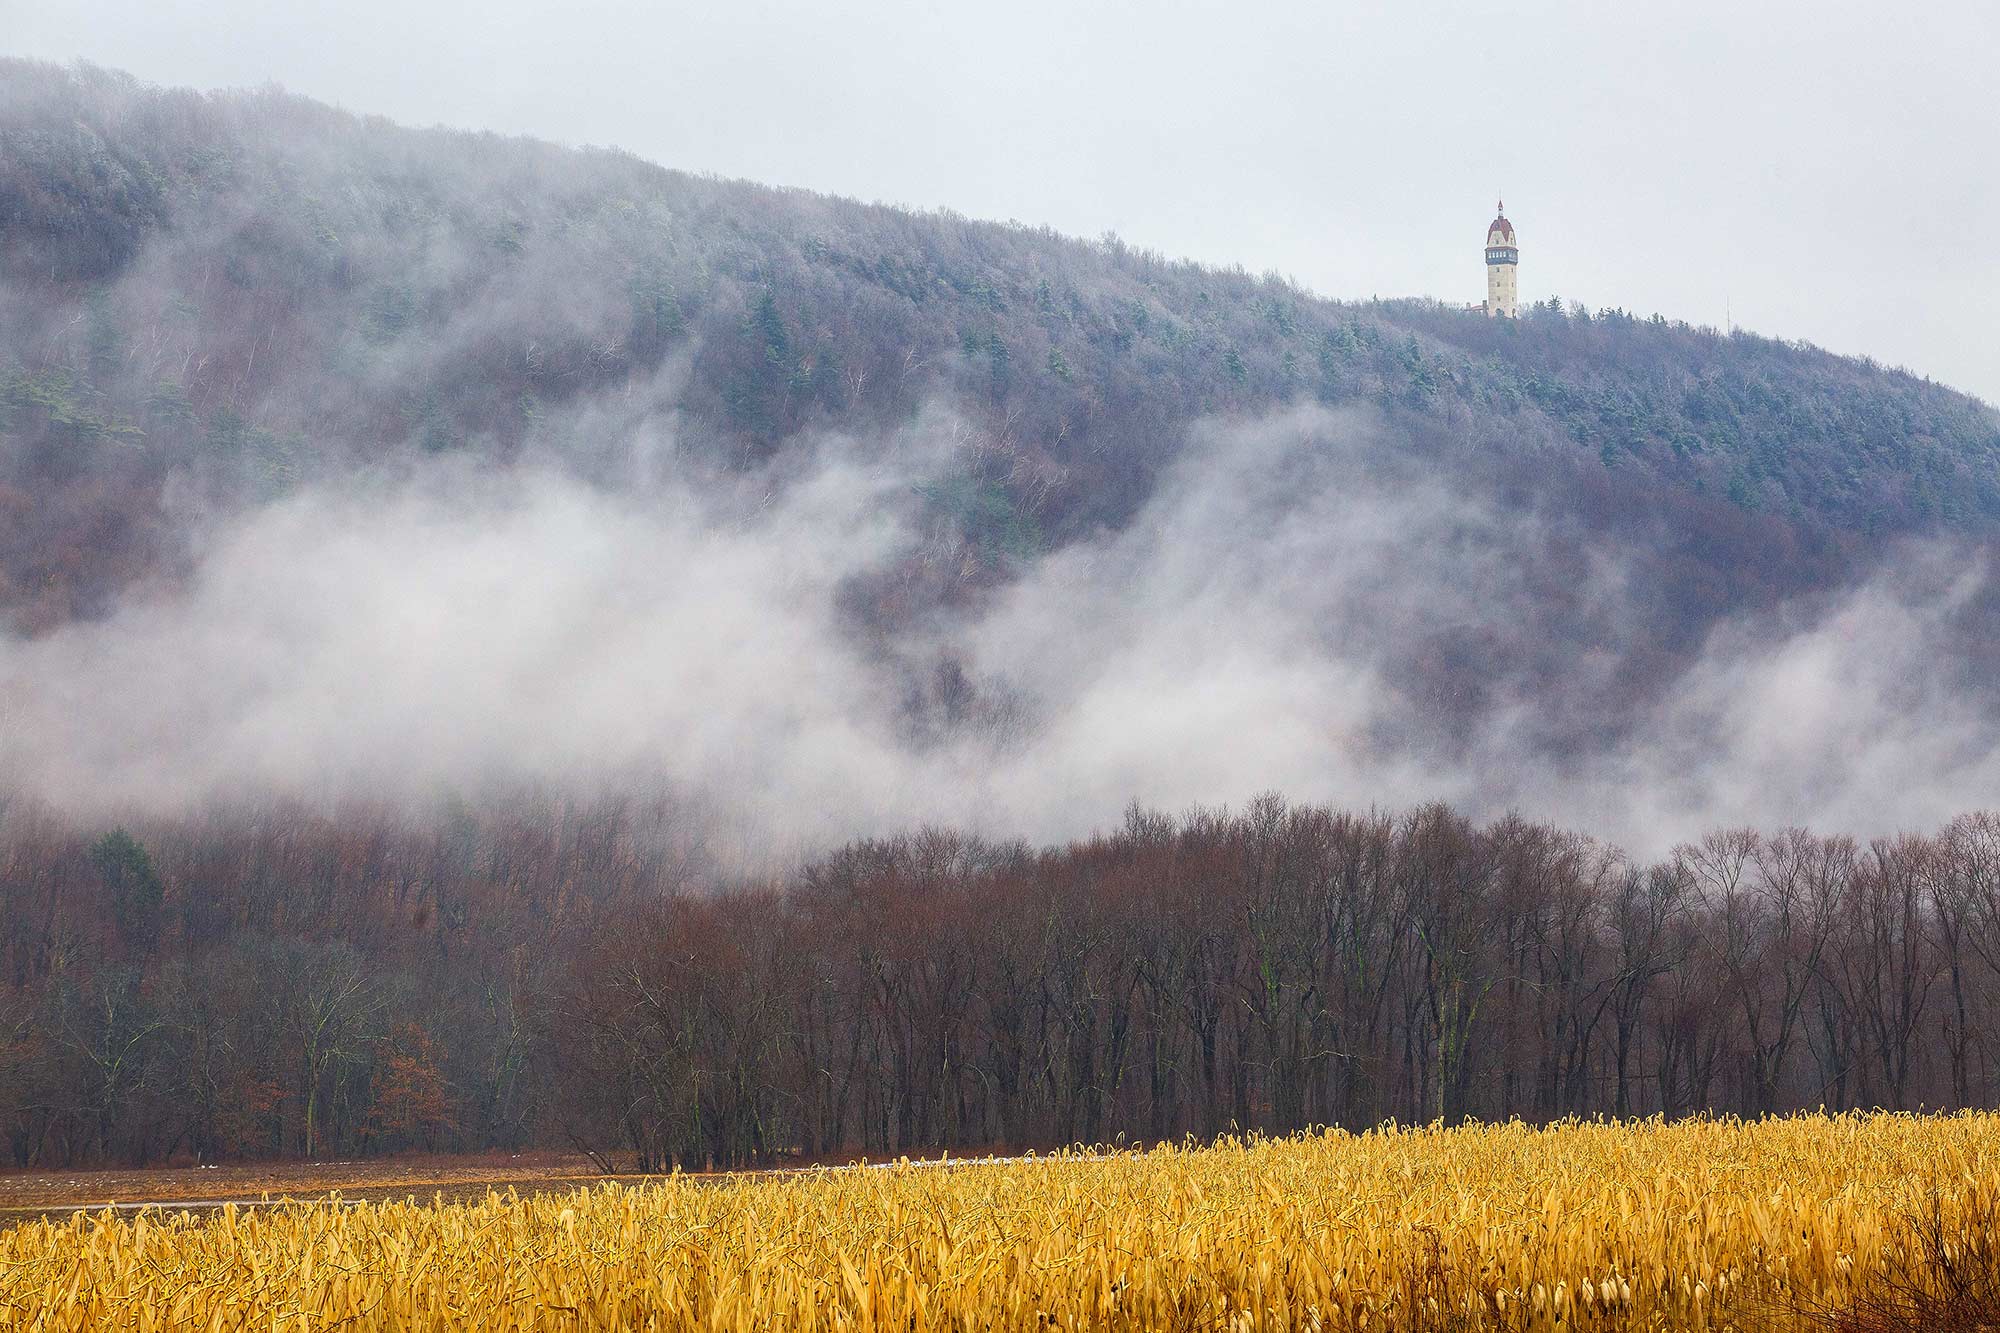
[[3, 402, 1995, 861]]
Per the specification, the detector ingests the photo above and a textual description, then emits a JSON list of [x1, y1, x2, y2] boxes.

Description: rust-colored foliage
[[366, 1023, 457, 1150]]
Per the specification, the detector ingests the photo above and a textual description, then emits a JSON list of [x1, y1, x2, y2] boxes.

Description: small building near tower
[[1483, 202, 1518, 318]]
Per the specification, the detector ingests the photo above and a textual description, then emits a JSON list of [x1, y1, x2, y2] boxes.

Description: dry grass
[[1776, 1193, 2000, 1333], [5, 1112, 1999, 1330]]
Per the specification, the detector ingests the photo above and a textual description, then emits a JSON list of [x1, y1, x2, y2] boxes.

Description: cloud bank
[[4, 402, 1995, 860]]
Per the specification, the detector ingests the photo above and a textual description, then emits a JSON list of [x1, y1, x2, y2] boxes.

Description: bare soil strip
[[0, 1151, 1034, 1229]]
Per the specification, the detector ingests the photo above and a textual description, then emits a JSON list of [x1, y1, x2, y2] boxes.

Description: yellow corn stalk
[[2, 1111, 1992, 1330]]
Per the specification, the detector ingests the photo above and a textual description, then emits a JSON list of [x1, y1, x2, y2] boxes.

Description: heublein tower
[[1484, 201, 1518, 318]]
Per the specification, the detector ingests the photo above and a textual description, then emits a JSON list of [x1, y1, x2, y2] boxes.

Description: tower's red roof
[[1487, 202, 1514, 241]]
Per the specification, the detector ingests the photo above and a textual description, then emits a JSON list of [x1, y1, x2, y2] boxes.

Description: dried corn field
[[4, 1112, 1995, 1331]]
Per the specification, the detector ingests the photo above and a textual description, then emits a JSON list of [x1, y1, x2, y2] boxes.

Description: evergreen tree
[[90, 830, 164, 954]]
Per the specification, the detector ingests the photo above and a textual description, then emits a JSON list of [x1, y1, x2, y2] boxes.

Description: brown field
[[0, 1150, 620, 1224], [0, 1148, 1010, 1228]]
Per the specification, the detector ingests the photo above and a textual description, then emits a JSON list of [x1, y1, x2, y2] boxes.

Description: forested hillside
[[6, 61, 2000, 1170], [4, 60, 1996, 638]]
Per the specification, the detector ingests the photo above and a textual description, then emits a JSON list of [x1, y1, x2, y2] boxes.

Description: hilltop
[[2, 59, 1999, 788], [4, 61, 1996, 630]]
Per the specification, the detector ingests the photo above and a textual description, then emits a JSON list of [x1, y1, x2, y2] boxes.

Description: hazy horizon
[[6, 0, 1996, 405]]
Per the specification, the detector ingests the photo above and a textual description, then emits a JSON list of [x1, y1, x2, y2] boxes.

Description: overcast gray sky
[[9, 0, 1997, 402]]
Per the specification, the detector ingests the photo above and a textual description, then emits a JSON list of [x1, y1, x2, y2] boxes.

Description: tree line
[[7, 794, 2000, 1170]]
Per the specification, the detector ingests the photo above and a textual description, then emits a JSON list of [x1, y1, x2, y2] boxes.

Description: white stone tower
[[1484, 201, 1518, 318]]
